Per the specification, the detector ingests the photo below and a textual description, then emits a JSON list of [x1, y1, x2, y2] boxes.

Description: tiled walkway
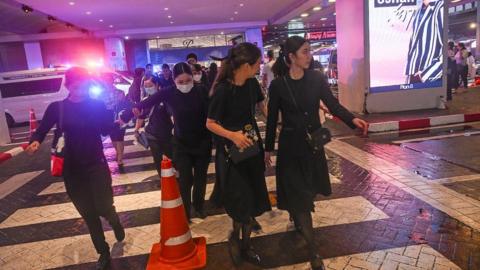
[[0, 120, 479, 269]]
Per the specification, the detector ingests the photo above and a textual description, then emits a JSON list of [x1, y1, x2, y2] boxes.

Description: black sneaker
[[228, 234, 243, 266], [241, 246, 261, 265], [96, 252, 111, 270], [118, 163, 125, 174], [113, 222, 125, 242]]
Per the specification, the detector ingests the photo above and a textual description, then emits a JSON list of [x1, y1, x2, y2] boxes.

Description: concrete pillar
[[476, 0, 480, 57], [336, 0, 366, 113], [104, 38, 127, 71], [0, 92, 11, 145], [245, 28, 265, 59], [23, 42, 44, 70]]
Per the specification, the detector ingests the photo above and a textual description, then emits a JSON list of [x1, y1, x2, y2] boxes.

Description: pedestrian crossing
[[0, 196, 389, 269], [0, 120, 467, 269]]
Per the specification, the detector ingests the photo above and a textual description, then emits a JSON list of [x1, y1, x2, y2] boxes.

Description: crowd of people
[[25, 37, 369, 270], [447, 41, 477, 100]]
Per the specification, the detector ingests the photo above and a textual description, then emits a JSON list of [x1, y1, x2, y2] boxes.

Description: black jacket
[[265, 70, 356, 156]]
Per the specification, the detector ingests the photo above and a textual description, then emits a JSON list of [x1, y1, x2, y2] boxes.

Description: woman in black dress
[[133, 62, 211, 221], [206, 43, 271, 266], [265, 36, 369, 270]]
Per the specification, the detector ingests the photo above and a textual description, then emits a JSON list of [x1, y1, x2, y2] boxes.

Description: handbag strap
[[282, 76, 311, 136]]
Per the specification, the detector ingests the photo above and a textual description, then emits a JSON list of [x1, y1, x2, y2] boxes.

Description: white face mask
[[145, 86, 157, 96], [176, 82, 194, 93], [193, 74, 202, 82]]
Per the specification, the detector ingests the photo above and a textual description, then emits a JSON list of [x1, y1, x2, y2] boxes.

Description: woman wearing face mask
[[265, 36, 369, 270], [192, 63, 209, 88], [206, 43, 271, 266], [133, 62, 211, 221]]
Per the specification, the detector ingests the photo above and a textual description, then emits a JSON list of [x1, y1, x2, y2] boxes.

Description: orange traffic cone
[[146, 159, 207, 270], [29, 109, 38, 136]]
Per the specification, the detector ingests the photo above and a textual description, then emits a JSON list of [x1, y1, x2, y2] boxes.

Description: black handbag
[[226, 82, 260, 163], [283, 77, 331, 152]]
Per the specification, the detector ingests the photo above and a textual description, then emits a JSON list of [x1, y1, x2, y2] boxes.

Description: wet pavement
[[1, 117, 480, 269]]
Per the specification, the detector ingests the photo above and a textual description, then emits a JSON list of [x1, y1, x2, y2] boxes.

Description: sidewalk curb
[[368, 113, 480, 133], [0, 144, 29, 164]]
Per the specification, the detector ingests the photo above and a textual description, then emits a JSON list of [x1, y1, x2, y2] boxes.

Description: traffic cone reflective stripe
[[146, 158, 206, 270], [161, 197, 183, 209], [161, 167, 175, 177]]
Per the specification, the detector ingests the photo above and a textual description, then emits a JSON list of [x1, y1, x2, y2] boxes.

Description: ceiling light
[[99, 19, 103, 22], [170, 21, 174, 24], [234, 11, 238, 14], [195, 36, 199, 39], [313, 6, 321, 11], [156, 36, 160, 38], [321, 17, 327, 21], [125, 36, 129, 40], [85, 11, 92, 15], [164, 7, 169, 11], [168, 15, 172, 18], [109, 25, 114, 28], [333, 12, 336, 16], [290, 19, 298, 22], [301, 13, 309, 17], [470, 22, 477, 29], [329, 0, 336, 2], [240, 3, 244, 7], [22, 5, 33, 13], [69, 1, 75, 5], [221, 32, 224, 35]]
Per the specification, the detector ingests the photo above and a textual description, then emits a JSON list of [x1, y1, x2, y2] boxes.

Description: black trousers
[[63, 161, 120, 255], [172, 137, 212, 219], [147, 137, 173, 176], [458, 64, 468, 88]]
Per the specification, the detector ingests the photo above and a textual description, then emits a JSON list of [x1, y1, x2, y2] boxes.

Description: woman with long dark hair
[[206, 42, 271, 266], [133, 62, 211, 221], [265, 36, 369, 270]]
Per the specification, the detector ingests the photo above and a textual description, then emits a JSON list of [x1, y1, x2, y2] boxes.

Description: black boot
[[105, 208, 125, 242], [293, 212, 324, 270], [228, 221, 243, 266], [310, 254, 326, 270], [241, 221, 261, 265], [96, 251, 111, 270], [251, 217, 262, 232], [112, 222, 125, 242]]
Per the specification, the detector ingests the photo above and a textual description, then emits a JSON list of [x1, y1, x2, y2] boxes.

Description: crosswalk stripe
[[1, 176, 271, 229], [270, 244, 461, 270], [38, 170, 159, 196], [0, 196, 387, 269], [4, 170, 341, 229], [0, 171, 44, 200]]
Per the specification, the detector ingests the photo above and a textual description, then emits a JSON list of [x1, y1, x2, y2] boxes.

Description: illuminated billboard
[[368, 0, 444, 93]]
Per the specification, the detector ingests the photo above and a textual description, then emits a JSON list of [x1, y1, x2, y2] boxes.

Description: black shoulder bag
[[226, 81, 261, 164], [282, 76, 331, 153]]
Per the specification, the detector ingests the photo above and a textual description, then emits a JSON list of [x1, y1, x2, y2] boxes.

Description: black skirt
[[223, 153, 272, 223], [276, 146, 332, 214]]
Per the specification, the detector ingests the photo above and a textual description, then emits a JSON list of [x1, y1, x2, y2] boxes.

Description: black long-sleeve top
[[30, 98, 113, 168], [135, 85, 210, 147], [137, 99, 173, 143], [265, 70, 356, 155]]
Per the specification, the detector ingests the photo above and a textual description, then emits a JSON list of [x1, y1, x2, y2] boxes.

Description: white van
[[1, 68, 68, 127], [1, 68, 132, 127]]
